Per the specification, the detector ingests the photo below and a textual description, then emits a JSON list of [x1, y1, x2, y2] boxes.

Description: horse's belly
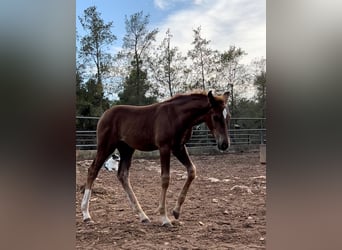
[[136, 144, 158, 151], [122, 137, 158, 151]]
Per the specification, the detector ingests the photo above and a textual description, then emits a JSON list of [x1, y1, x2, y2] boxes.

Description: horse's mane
[[164, 91, 208, 104], [164, 90, 225, 105]]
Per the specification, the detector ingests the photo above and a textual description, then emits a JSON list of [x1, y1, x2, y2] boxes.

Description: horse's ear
[[208, 90, 216, 106], [223, 91, 230, 105]]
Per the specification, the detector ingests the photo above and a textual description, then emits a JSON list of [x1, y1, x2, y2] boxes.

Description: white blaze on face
[[223, 108, 228, 119]]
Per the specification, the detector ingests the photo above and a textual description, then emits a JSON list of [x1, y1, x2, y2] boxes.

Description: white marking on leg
[[81, 189, 92, 221], [223, 108, 227, 119], [161, 215, 172, 226], [138, 211, 150, 222]]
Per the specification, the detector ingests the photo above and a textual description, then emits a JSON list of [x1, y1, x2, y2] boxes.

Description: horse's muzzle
[[216, 133, 230, 151], [219, 141, 229, 151], [218, 141, 229, 151]]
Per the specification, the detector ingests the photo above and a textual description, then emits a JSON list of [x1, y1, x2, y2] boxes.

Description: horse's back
[[97, 104, 163, 151], [100, 104, 159, 127]]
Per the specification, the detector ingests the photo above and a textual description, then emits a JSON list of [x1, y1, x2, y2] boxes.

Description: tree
[[250, 57, 266, 78], [76, 77, 111, 116], [76, 39, 90, 116], [187, 26, 218, 90], [148, 29, 188, 98], [118, 64, 157, 105], [120, 11, 158, 105], [233, 98, 263, 129], [76, 64, 87, 116], [76, 32, 111, 117], [249, 57, 266, 118], [78, 6, 116, 87], [218, 46, 248, 117], [254, 71, 266, 118]]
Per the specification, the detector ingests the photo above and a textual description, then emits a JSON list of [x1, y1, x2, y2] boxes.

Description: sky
[[76, 0, 265, 64]]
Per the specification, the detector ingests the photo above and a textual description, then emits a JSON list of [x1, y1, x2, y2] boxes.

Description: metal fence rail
[[76, 117, 266, 150], [186, 127, 266, 149]]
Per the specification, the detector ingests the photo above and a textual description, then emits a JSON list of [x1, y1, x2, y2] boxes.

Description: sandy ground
[[76, 152, 266, 249]]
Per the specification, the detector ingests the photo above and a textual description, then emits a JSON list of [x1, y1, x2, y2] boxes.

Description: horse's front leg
[[172, 145, 197, 220], [156, 146, 172, 226]]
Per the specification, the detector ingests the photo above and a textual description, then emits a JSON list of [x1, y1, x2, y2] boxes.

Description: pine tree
[[78, 6, 116, 99], [119, 11, 158, 105], [187, 26, 218, 90]]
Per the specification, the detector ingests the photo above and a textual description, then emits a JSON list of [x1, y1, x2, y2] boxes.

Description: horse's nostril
[[220, 142, 228, 151]]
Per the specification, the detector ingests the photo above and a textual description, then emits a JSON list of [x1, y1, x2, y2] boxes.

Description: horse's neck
[[176, 97, 210, 125]]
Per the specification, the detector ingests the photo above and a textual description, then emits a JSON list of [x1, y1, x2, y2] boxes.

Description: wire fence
[[76, 116, 266, 150]]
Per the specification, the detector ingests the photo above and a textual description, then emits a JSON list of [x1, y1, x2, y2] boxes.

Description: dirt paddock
[[76, 152, 266, 249]]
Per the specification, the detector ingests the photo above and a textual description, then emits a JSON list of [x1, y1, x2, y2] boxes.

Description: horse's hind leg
[[172, 145, 197, 220], [156, 146, 172, 226], [81, 144, 114, 222], [117, 143, 150, 223]]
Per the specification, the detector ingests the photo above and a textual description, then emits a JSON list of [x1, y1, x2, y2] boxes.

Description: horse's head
[[204, 91, 231, 151]]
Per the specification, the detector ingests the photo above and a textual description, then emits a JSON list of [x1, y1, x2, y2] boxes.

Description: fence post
[[260, 131, 264, 145], [260, 144, 266, 164]]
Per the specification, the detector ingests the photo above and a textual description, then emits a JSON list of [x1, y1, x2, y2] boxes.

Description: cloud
[[154, 0, 207, 10], [154, 0, 186, 10], [154, 0, 169, 10], [154, 0, 265, 64]]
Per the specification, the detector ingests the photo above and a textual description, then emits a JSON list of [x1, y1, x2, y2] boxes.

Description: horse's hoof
[[172, 210, 180, 219], [162, 221, 173, 227], [83, 218, 95, 224], [141, 218, 151, 224]]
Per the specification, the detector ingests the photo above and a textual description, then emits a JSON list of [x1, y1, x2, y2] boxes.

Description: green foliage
[[147, 29, 188, 98], [218, 46, 248, 116], [254, 71, 266, 118], [78, 5, 116, 85], [76, 7, 266, 122], [118, 63, 157, 105], [123, 11, 158, 51], [187, 26, 217, 90], [76, 77, 110, 116], [77, 5, 116, 118], [220, 46, 246, 63], [234, 98, 261, 118], [118, 11, 158, 105], [232, 98, 265, 129]]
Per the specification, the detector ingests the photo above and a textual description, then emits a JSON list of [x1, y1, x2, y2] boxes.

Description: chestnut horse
[[81, 91, 230, 226]]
